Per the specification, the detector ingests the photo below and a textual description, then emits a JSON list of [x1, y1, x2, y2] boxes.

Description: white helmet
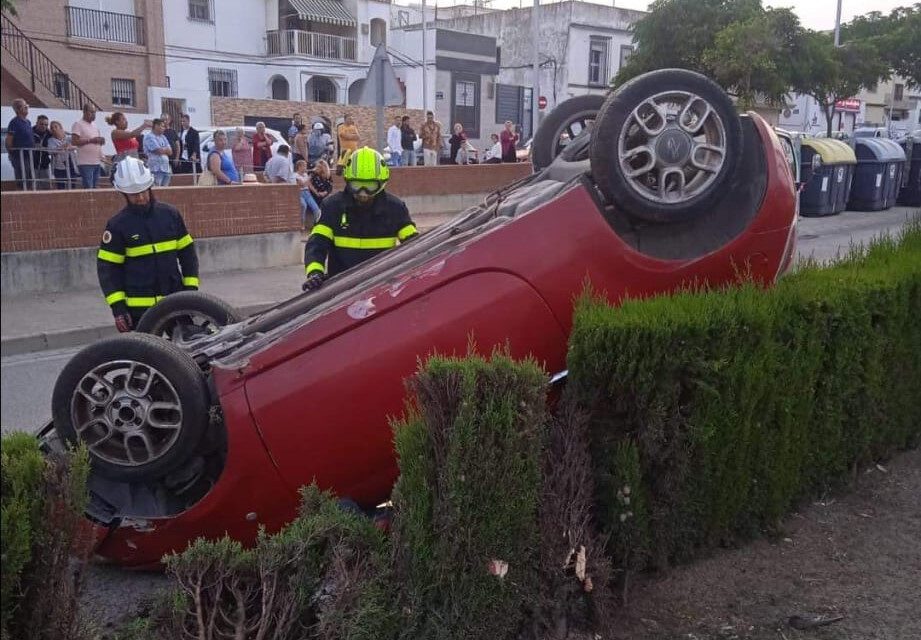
[[312, 122, 324, 130], [113, 156, 154, 194]]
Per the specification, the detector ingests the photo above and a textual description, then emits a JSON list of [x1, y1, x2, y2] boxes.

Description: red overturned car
[[41, 70, 797, 568]]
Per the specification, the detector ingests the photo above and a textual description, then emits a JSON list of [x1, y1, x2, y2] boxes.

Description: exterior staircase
[[1, 12, 100, 110]]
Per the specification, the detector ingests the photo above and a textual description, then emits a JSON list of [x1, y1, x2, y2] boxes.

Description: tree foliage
[[790, 32, 889, 137], [842, 4, 921, 86], [1, 0, 17, 16], [616, 0, 763, 86]]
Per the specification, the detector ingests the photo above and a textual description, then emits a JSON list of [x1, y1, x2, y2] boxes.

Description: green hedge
[[1, 433, 91, 640], [391, 353, 548, 640], [157, 484, 396, 640], [567, 225, 921, 572]]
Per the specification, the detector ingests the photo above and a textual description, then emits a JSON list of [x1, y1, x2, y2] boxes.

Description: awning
[[288, 0, 356, 27]]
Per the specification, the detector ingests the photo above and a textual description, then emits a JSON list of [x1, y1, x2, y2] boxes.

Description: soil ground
[[605, 447, 921, 640]]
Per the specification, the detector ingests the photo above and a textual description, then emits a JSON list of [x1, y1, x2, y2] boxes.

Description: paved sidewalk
[[1, 212, 455, 356]]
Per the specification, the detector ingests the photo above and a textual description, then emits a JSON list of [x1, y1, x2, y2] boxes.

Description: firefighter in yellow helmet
[[303, 147, 418, 291]]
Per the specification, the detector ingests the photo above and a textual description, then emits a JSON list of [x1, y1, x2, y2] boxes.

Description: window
[[271, 76, 289, 101], [894, 84, 904, 101], [111, 78, 135, 107], [588, 37, 610, 86], [53, 72, 71, 102], [188, 0, 211, 22], [619, 44, 634, 70], [208, 67, 238, 97], [452, 73, 480, 138]]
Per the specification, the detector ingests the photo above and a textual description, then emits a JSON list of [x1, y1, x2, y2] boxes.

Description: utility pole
[[532, 0, 540, 136], [422, 0, 428, 113], [834, 0, 843, 47]]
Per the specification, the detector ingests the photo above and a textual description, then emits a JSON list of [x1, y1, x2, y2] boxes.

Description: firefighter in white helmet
[[97, 156, 200, 332]]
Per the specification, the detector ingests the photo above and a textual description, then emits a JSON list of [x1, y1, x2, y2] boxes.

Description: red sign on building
[[834, 98, 861, 112]]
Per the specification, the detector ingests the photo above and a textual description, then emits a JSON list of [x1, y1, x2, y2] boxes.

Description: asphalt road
[[2, 206, 918, 434]]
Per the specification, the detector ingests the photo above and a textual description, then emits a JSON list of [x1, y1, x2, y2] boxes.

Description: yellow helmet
[[343, 147, 390, 184]]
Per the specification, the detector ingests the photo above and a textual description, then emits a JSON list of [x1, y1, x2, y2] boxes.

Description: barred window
[[188, 0, 212, 22], [54, 72, 71, 102], [208, 68, 238, 97], [111, 78, 136, 107], [588, 37, 610, 86]]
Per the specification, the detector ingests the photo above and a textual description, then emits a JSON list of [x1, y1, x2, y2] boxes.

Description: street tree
[[842, 4, 921, 86], [701, 8, 802, 108], [615, 0, 763, 84], [1, 0, 17, 15], [790, 32, 889, 137]]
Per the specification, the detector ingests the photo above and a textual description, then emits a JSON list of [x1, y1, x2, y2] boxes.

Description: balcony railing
[[266, 30, 356, 61], [66, 6, 145, 46]]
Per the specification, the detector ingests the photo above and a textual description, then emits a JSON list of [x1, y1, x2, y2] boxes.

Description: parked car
[[42, 69, 798, 567], [198, 126, 288, 172], [853, 127, 890, 139]]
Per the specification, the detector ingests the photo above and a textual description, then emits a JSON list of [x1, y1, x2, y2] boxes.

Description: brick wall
[[3, 0, 165, 112], [1, 164, 532, 252], [211, 97, 429, 145]]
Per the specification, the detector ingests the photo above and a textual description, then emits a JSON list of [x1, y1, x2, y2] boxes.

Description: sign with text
[[834, 98, 861, 112]]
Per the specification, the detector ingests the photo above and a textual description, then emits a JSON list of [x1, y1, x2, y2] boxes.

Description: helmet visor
[[347, 179, 384, 196]]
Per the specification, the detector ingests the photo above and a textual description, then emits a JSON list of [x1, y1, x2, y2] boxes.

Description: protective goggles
[[346, 179, 385, 196]]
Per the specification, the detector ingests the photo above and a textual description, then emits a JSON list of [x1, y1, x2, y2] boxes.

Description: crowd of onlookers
[[6, 99, 526, 196], [5, 98, 203, 190]]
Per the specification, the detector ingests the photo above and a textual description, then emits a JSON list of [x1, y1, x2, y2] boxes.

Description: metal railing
[[6, 146, 204, 191], [1, 13, 101, 110], [266, 30, 356, 61], [66, 5, 145, 46]]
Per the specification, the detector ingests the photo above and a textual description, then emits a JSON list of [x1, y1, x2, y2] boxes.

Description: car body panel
[[85, 113, 797, 567], [246, 270, 568, 501], [93, 386, 297, 568]]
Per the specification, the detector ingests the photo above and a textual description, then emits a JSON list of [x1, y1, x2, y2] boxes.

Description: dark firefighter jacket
[[304, 190, 418, 278], [97, 200, 199, 316]]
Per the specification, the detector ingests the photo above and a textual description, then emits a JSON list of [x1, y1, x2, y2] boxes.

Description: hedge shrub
[[155, 484, 396, 640], [391, 353, 548, 640], [567, 224, 921, 575], [0, 433, 91, 640]]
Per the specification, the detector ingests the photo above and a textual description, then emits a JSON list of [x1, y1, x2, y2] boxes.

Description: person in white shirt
[[387, 116, 403, 167], [483, 133, 502, 164], [263, 145, 295, 183]]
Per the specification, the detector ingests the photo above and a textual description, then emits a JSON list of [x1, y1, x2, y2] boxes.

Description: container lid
[[801, 138, 857, 164], [854, 138, 907, 162]]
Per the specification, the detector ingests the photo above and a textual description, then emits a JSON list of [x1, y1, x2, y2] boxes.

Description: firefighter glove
[[114, 314, 133, 333], [303, 272, 326, 292]]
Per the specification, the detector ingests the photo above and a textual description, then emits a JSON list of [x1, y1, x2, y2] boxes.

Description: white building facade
[[159, 0, 393, 126], [398, 1, 644, 140]]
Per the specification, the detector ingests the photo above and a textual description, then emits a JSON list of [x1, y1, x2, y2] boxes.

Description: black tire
[[51, 333, 211, 482], [135, 291, 242, 342], [532, 94, 606, 171], [590, 69, 743, 223]]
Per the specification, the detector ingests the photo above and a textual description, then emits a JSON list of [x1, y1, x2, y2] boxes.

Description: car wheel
[[135, 291, 241, 346], [531, 94, 605, 171], [590, 69, 743, 223], [51, 334, 210, 482]]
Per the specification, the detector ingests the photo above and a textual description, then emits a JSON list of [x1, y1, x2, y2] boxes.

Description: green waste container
[[798, 139, 856, 216]]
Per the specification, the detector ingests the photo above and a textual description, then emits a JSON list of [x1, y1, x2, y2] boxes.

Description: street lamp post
[[834, 0, 843, 47], [532, 0, 540, 135]]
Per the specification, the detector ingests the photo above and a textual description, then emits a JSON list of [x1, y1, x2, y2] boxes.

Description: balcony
[[266, 30, 356, 61], [66, 6, 145, 46]]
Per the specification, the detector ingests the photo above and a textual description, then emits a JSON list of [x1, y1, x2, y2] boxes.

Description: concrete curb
[[0, 302, 277, 357]]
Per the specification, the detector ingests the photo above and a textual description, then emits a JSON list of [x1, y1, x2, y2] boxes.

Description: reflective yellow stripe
[[398, 224, 418, 241], [97, 249, 125, 264], [183, 276, 199, 287], [124, 240, 178, 257], [305, 261, 326, 275], [334, 236, 397, 249], [176, 234, 194, 250], [311, 224, 334, 240], [125, 296, 164, 308], [105, 291, 126, 305]]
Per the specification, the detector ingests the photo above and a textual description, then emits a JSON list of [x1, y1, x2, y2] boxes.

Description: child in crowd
[[295, 159, 320, 230]]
